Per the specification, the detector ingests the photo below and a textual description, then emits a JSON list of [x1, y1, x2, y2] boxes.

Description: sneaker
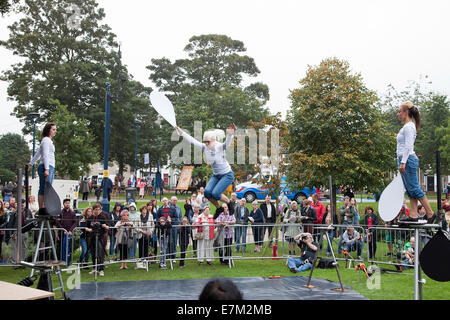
[[199, 262, 204, 266], [215, 206, 224, 218], [88, 270, 96, 275], [179, 265, 185, 268], [206, 262, 213, 266], [289, 267, 297, 273], [227, 201, 235, 214], [427, 212, 437, 224], [99, 271, 104, 277], [357, 256, 362, 260]]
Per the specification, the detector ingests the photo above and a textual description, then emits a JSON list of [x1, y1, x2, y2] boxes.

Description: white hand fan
[[150, 91, 177, 128], [379, 174, 406, 222]]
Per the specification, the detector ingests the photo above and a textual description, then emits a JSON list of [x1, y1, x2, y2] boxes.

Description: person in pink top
[[139, 180, 146, 199]]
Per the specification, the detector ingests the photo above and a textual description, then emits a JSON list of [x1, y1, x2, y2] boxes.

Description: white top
[[396, 122, 416, 164], [181, 130, 233, 175], [30, 137, 55, 169], [267, 204, 272, 218]]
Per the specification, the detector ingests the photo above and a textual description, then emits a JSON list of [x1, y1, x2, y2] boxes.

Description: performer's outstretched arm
[[176, 126, 205, 150]]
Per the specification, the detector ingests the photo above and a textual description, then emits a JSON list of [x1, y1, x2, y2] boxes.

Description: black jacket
[[364, 213, 379, 229], [260, 202, 277, 223], [178, 225, 191, 246], [234, 205, 249, 224], [300, 206, 317, 224], [156, 220, 172, 239]]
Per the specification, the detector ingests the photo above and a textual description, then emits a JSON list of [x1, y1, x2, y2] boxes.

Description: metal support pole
[[16, 169, 23, 264], [414, 227, 423, 300], [32, 120, 37, 179]]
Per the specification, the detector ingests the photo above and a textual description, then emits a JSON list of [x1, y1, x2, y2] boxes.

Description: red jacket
[[311, 201, 325, 224], [195, 216, 216, 240]]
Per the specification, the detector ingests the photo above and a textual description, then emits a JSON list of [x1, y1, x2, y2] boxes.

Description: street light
[[134, 120, 141, 187], [28, 112, 40, 179]]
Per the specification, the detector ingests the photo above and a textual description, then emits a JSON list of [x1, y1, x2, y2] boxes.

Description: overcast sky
[[1, 0, 449, 142]]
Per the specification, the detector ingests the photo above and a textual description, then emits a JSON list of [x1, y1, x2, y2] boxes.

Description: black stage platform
[[67, 276, 368, 300]]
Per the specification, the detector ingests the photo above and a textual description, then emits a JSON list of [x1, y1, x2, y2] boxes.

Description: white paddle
[[150, 91, 177, 128], [379, 174, 406, 222]]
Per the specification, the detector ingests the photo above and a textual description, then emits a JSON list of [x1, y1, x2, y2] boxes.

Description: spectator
[[79, 178, 90, 201], [94, 185, 102, 202], [233, 198, 249, 254], [229, 193, 238, 207], [147, 201, 158, 261], [278, 192, 290, 214], [300, 199, 317, 235], [170, 196, 183, 261], [28, 195, 39, 218], [199, 279, 243, 300], [85, 203, 110, 276], [283, 201, 301, 256], [0, 201, 7, 262], [350, 197, 360, 225], [417, 204, 426, 219], [443, 199, 450, 231], [215, 203, 236, 265], [287, 232, 318, 273], [156, 216, 172, 269], [56, 198, 78, 266], [3, 181, 14, 203], [195, 206, 215, 266], [249, 200, 264, 253], [138, 179, 146, 200], [344, 186, 355, 199], [136, 205, 154, 263], [114, 209, 134, 270], [363, 206, 379, 259], [101, 177, 113, 202], [400, 236, 415, 271], [184, 198, 193, 221], [178, 216, 191, 268], [311, 194, 325, 225], [200, 196, 210, 212], [9, 197, 17, 212], [190, 203, 201, 257], [260, 195, 276, 247], [78, 207, 92, 266], [321, 204, 338, 256], [109, 203, 122, 261], [7, 199, 33, 264], [341, 226, 362, 260], [338, 196, 357, 254], [446, 182, 450, 200], [127, 202, 139, 259]]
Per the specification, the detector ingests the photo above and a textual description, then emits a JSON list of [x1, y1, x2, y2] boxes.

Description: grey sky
[[1, 0, 449, 141]]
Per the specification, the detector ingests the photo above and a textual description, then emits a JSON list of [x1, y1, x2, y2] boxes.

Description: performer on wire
[[29, 122, 57, 212], [396, 101, 435, 223], [176, 124, 236, 215]]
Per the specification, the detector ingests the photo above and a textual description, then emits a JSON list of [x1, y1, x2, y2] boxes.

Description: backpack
[[317, 257, 335, 269]]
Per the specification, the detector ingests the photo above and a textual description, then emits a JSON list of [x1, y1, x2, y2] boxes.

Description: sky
[[1, 0, 450, 143]]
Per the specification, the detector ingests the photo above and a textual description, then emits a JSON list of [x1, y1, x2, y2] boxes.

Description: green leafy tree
[[0, 168, 16, 184], [436, 118, 450, 169], [0, 133, 31, 175], [286, 58, 396, 210], [47, 99, 98, 179]]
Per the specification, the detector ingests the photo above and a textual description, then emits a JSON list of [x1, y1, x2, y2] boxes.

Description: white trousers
[[197, 239, 214, 262]]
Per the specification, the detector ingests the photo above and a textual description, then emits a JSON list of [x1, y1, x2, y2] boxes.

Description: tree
[[147, 34, 270, 133], [0, 0, 19, 15], [286, 58, 396, 208], [0, 133, 31, 175], [48, 99, 98, 179], [436, 118, 450, 170]]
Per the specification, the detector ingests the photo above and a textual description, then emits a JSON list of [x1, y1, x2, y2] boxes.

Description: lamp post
[[102, 82, 112, 213], [29, 112, 40, 179], [134, 120, 141, 187]]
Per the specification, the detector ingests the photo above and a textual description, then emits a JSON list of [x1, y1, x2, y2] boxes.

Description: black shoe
[[214, 207, 224, 219], [227, 201, 235, 214], [289, 267, 297, 273], [427, 213, 437, 224], [37, 207, 49, 217]]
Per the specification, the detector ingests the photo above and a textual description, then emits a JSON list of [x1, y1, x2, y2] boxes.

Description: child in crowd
[[114, 210, 134, 270], [400, 236, 415, 271], [156, 216, 172, 269], [178, 216, 191, 268]]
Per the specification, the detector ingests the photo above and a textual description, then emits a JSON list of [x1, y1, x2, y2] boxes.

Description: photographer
[[341, 226, 362, 260], [85, 203, 110, 276], [286, 232, 318, 273]]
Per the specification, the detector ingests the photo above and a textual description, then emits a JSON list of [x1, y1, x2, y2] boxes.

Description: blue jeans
[[325, 230, 336, 254], [78, 237, 90, 263], [343, 241, 362, 257], [235, 225, 247, 253], [128, 234, 137, 259], [204, 171, 234, 201], [37, 164, 55, 195], [109, 234, 118, 256], [287, 257, 312, 272], [402, 258, 412, 270], [159, 236, 169, 265], [398, 155, 425, 199], [61, 235, 72, 266]]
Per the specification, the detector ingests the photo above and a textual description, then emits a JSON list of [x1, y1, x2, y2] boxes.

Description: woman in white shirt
[[29, 122, 57, 210], [396, 101, 434, 222]]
